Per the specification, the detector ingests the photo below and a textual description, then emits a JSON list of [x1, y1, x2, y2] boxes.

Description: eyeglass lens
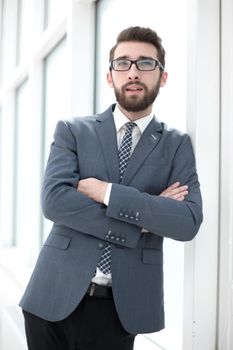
[[112, 59, 160, 71]]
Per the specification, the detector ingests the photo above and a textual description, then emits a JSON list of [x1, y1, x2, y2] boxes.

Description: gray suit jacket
[[20, 104, 203, 334]]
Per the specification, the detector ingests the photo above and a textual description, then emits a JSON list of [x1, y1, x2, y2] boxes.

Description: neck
[[117, 104, 153, 121]]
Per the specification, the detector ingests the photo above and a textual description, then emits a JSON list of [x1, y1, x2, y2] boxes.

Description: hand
[[159, 182, 188, 201], [77, 178, 108, 204]]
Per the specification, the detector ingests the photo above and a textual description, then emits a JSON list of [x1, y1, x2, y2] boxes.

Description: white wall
[[218, 0, 233, 348]]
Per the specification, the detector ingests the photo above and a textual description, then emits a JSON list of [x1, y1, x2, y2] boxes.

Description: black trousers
[[23, 294, 135, 350]]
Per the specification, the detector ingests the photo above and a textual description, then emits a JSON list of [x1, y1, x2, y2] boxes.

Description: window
[[1, 0, 18, 81], [16, 0, 32, 65], [14, 79, 32, 247], [44, 0, 67, 29]]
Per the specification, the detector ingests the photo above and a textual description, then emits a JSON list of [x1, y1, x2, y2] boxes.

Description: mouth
[[125, 85, 144, 93]]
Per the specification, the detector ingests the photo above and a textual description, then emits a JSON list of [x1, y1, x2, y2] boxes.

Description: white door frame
[[184, 0, 220, 349]]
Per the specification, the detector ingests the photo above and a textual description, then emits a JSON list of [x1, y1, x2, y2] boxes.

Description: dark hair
[[109, 26, 166, 68]]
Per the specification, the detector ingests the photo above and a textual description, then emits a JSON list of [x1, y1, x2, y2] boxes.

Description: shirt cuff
[[104, 183, 112, 206]]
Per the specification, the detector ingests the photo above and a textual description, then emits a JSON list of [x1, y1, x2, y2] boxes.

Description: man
[[20, 26, 203, 350]]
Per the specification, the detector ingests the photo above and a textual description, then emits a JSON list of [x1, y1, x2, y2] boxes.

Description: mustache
[[122, 82, 147, 90]]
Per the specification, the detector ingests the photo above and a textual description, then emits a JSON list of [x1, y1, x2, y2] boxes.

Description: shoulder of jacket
[[162, 123, 189, 139], [159, 124, 192, 152], [59, 104, 114, 128]]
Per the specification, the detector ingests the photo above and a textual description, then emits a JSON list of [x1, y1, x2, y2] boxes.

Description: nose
[[127, 63, 140, 80]]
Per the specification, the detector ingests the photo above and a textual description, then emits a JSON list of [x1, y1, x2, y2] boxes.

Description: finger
[[161, 185, 188, 197], [164, 182, 180, 192], [173, 190, 189, 200], [170, 185, 188, 195], [169, 181, 180, 188], [175, 195, 185, 201], [160, 182, 180, 196]]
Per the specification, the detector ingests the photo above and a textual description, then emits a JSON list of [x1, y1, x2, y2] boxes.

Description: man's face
[[107, 41, 167, 116]]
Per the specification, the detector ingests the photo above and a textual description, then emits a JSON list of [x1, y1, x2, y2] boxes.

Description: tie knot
[[125, 122, 137, 132]]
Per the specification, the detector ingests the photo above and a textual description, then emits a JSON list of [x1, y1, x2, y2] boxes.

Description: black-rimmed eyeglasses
[[110, 58, 164, 72]]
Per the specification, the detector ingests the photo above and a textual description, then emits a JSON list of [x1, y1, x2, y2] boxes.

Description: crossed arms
[[77, 178, 189, 204], [42, 120, 203, 246]]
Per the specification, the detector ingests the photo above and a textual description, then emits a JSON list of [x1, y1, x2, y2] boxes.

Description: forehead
[[114, 41, 158, 59]]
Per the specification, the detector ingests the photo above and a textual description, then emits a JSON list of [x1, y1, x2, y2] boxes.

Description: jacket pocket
[[44, 233, 72, 250], [142, 248, 163, 265]]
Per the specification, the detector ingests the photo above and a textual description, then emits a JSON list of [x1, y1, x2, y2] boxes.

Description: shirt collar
[[113, 104, 154, 134]]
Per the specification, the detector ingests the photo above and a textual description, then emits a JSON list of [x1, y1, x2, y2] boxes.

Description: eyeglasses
[[110, 58, 164, 72]]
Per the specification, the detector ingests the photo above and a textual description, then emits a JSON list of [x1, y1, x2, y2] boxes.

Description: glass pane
[[44, 0, 67, 29], [1, 0, 18, 81], [96, 0, 187, 349], [14, 79, 32, 247], [42, 37, 68, 240], [17, 0, 33, 65]]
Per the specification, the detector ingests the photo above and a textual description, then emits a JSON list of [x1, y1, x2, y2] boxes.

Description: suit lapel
[[94, 105, 120, 183], [94, 106, 163, 185], [121, 117, 163, 185]]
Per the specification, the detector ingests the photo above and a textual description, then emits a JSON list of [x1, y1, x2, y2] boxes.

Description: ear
[[160, 71, 168, 87], [107, 71, 114, 88]]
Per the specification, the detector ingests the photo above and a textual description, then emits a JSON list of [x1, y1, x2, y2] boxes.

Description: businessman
[[20, 26, 203, 350]]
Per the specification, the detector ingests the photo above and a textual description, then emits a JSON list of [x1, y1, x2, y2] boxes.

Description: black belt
[[86, 283, 113, 299]]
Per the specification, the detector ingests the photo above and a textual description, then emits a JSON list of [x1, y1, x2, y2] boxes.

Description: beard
[[113, 81, 161, 112]]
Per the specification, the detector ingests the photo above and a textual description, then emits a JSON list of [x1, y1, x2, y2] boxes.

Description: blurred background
[[0, 0, 232, 349]]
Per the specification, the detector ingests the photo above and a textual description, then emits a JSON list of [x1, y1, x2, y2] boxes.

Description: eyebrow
[[114, 55, 156, 60]]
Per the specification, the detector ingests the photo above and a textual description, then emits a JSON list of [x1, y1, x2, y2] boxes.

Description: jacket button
[[121, 238, 126, 243], [98, 242, 104, 249], [105, 230, 111, 239]]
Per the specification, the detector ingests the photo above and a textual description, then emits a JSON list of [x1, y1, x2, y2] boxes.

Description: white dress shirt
[[92, 104, 154, 286]]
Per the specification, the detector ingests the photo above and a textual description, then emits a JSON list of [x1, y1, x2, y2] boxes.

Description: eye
[[138, 59, 154, 70], [116, 59, 130, 68]]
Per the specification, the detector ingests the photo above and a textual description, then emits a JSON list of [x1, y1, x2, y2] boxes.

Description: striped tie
[[97, 122, 136, 275]]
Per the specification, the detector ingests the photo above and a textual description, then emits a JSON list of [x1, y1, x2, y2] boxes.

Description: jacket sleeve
[[106, 135, 203, 242], [41, 120, 141, 248]]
